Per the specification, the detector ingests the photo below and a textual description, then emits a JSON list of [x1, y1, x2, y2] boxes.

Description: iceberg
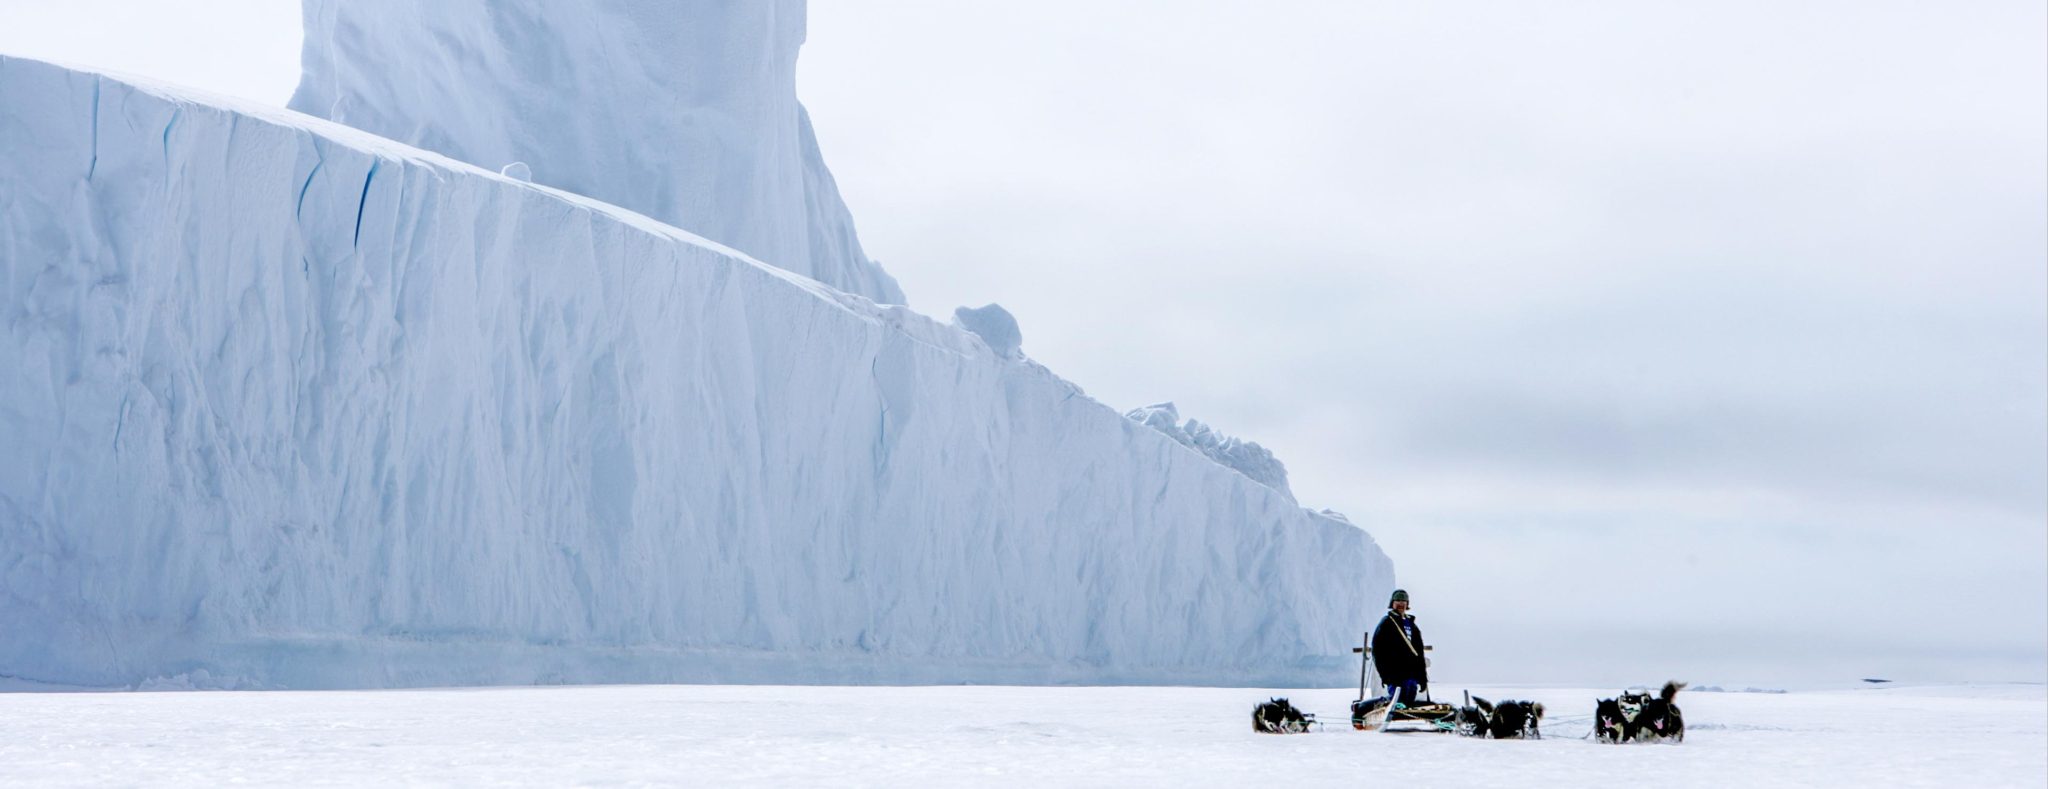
[[0, 54, 1395, 689], [0, 7, 1390, 690]]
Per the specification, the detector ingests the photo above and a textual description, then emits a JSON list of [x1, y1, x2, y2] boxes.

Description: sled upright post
[[1354, 633, 1371, 701]]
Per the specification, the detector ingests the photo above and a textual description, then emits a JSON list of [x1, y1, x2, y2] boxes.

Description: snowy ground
[[1, 682, 2041, 787]]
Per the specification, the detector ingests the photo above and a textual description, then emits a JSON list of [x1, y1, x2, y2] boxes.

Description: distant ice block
[[953, 304, 1023, 359]]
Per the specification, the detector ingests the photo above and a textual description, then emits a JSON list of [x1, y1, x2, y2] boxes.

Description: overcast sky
[[2, 0, 2042, 687]]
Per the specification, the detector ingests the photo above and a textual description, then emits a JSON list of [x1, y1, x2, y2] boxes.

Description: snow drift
[[289, 0, 904, 306], [0, 55, 1391, 689]]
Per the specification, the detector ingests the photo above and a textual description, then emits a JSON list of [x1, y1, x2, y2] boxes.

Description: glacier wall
[[0, 57, 1391, 689], [290, 0, 905, 305]]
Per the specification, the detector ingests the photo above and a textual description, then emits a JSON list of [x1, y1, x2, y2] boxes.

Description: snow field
[[0, 683, 2039, 787]]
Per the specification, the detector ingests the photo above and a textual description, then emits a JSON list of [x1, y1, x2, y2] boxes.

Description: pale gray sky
[[2, 0, 2042, 686]]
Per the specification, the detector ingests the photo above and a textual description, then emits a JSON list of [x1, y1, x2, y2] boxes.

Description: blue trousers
[[1385, 680, 1420, 706]]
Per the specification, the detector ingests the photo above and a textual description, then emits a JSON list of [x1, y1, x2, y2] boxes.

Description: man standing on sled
[[1372, 589, 1428, 705]]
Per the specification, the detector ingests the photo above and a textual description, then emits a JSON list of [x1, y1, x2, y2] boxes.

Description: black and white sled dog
[[1456, 696, 1545, 739], [1594, 681, 1686, 743], [1252, 697, 1315, 734]]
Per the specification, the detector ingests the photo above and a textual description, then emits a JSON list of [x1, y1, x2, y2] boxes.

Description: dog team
[[1253, 588, 1685, 742]]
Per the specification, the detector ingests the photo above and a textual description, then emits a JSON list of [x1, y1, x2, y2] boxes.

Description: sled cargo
[[1349, 696, 1460, 732]]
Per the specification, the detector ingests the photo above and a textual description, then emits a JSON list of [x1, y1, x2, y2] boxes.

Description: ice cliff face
[[0, 56, 1390, 689], [289, 0, 905, 305]]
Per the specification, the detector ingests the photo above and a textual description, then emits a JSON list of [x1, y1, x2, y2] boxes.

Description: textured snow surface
[[0, 684, 2039, 787], [0, 56, 1389, 689], [1128, 403, 1292, 499], [290, 0, 905, 305]]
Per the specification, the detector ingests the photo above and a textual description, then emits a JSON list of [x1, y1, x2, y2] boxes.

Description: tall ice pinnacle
[[289, 0, 905, 305]]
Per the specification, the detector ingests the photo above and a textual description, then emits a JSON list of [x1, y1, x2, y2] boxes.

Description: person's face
[[1392, 600, 1409, 614]]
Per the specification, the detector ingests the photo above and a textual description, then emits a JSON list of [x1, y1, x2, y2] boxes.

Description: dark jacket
[[1371, 610, 1427, 687]]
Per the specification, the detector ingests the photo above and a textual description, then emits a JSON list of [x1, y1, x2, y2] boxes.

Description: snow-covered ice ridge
[[291, 0, 904, 306], [1127, 403, 1292, 499], [0, 55, 1391, 690]]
